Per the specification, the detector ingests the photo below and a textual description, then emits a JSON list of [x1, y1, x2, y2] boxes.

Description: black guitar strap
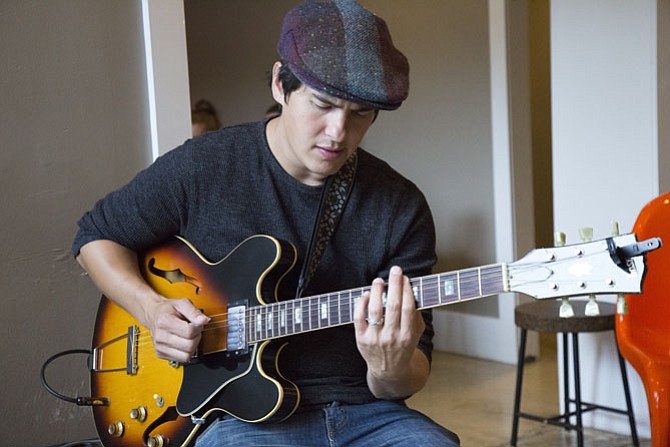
[[295, 151, 358, 299]]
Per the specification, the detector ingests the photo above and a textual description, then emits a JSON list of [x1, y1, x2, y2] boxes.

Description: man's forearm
[[77, 239, 163, 328]]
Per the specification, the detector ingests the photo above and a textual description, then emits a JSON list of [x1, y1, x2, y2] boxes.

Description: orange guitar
[[90, 233, 659, 447]]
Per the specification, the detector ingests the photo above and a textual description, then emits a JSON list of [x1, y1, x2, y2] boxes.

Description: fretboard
[[246, 263, 508, 343]]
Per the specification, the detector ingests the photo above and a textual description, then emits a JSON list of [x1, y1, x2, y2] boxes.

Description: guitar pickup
[[226, 304, 247, 356]]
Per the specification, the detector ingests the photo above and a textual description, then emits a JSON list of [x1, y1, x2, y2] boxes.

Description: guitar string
[[129, 267, 507, 351], [131, 249, 615, 352]]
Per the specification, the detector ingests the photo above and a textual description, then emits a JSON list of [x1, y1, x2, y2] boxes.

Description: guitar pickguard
[[177, 341, 298, 423]]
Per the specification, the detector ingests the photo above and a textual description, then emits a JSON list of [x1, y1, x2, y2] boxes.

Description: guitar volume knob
[[129, 406, 148, 422], [147, 434, 167, 447], [107, 421, 124, 437]]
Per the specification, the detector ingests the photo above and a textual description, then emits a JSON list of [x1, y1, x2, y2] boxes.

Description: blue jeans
[[195, 400, 460, 447]]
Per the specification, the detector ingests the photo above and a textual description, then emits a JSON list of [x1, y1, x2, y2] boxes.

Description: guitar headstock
[[508, 233, 661, 300]]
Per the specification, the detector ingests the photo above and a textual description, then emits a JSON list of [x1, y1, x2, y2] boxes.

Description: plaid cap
[[277, 0, 409, 110]]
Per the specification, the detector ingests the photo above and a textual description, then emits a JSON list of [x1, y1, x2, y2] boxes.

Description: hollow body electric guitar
[[90, 233, 660, 447]]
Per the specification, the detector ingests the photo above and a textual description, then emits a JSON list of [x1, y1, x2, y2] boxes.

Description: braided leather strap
[[302, 152, 358, 290]]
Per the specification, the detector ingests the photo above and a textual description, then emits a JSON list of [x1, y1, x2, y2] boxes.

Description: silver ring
[[366, 317, 384, 326]]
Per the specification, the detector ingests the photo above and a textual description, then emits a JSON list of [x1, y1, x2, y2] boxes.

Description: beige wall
[[0, 1, 150, 445]]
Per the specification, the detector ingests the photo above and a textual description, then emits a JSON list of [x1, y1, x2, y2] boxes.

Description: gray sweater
[[74, 120, 437, 408]]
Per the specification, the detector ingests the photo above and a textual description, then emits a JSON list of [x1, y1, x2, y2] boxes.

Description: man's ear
[[270, 61, 286, 105]]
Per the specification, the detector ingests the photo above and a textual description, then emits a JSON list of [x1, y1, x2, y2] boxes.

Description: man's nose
[[324, 110, 347, 142]]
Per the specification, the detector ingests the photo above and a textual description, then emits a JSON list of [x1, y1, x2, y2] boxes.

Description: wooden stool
[[510, 300, 639, 446]]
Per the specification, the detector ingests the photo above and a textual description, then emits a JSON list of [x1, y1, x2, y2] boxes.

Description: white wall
[[142, 0, 192, 157], [551, 0, 661, 438]]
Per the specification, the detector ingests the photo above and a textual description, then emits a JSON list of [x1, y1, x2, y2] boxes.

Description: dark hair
[[277, 62, 302, 101], [276, 61, 379, 121]]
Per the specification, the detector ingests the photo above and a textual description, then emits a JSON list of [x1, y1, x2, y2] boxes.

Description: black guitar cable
[[40, 348, 107, 406], [40, 350, 105, 446]]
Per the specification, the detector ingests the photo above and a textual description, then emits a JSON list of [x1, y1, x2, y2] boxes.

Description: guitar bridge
[[226, 304, 247, 356], [91, 325, 139, 375]]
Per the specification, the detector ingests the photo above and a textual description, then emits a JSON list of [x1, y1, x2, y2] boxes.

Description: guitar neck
[[246, 263, 508, 343]]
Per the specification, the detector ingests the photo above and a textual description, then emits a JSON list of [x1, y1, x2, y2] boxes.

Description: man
[[74, 1, 459, 445]]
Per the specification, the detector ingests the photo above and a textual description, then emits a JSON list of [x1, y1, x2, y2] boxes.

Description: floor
[[407, 336, 648, 447]]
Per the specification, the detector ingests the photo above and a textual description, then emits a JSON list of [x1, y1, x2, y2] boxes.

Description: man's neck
[[265, 117, 327, 186]]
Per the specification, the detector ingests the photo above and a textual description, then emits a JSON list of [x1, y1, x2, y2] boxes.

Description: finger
[[400, 274, 420, 333], [156, 300, 206, 341], [172, 298, 211, 326], [367, 277, 386, 325], [151, 326, 200, 362], [354, 290, 371, 336], [151, 299, 206, 362], [382, 266, 404, 331], [154, 342, 196, 363], [153, 313, 200, 343]]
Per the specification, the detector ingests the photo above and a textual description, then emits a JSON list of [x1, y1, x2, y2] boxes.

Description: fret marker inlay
[[444, 280, 455, 296]]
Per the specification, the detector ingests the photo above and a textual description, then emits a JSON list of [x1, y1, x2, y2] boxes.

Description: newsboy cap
[[277, 0, 409, 110]]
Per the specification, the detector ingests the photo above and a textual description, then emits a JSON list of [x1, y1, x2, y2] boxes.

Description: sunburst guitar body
[[90, 235, 299, 447]]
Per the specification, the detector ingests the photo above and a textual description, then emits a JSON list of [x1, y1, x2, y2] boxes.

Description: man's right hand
[[147, 297, 210, 363]]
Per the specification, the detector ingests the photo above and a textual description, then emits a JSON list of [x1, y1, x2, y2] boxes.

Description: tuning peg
[[577, 227, 600, 316], [616, 293, 628, 315], [553, 232, 574, 318], [585, 295, 600, 316], [560, 297, 575, 318], [578, 226, 594, 242], [554, 231, 566, 247], [612, 221, 620, 236]]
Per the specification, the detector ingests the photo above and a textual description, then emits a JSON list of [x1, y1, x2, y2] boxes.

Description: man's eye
[[354, 109, 374, 117]]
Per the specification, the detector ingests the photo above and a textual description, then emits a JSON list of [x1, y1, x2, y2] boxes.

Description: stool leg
[[510, 328, 528, 446], [562, 332, 570, 430], [572, 332, 584, 447], [615, 340, 639, 446]]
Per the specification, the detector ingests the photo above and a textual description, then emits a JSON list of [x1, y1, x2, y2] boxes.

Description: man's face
[[269, 71, 376, 186]]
